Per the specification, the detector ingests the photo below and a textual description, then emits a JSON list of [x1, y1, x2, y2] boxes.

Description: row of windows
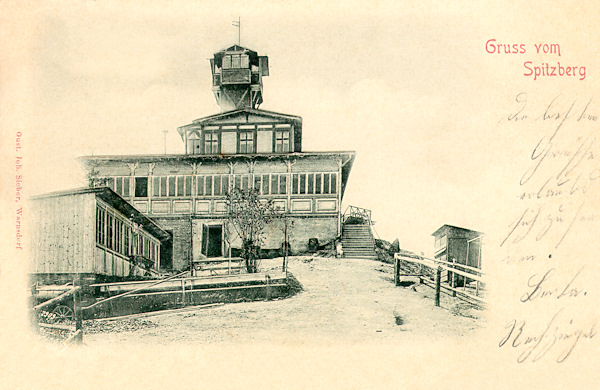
[[193, 129, 290, 155], [222, 53, 249, 69], [105, 172, 338, 198], [95, 206, 159, 262]]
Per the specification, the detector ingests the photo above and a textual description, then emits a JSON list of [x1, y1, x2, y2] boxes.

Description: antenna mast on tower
[[232, 17, 240, 45]]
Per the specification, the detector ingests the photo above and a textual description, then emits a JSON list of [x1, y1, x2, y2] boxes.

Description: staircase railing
[[343, 205, 372, 225]]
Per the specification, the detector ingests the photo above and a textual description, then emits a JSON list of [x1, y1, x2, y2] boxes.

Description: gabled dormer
[[177, 108, 302, 155]]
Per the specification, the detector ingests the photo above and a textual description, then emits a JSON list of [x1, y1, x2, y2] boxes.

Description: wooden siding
[[31, 192, 96, 274]]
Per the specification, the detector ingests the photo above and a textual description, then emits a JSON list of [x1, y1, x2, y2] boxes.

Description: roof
[[31, 187, 171, 241], [78, 151, 356, 199], [431, 224, 484, 237], [215, 44, 257, 55], [184, 108, 302, 127], [78, 151, 355, 162]]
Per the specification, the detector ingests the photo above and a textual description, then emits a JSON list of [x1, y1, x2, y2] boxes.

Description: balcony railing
[[221, 69, 251, 84]]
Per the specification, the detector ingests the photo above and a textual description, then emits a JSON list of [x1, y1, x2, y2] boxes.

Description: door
[[202, 224, 223, 258]]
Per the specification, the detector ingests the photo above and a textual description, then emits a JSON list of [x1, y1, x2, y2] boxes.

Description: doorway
[[202, 224, 223, 258]]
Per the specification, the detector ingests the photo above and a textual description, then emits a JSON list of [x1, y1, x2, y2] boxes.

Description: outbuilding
[[30, 187, 171, 285]]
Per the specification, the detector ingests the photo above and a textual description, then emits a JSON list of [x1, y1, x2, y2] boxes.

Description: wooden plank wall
[[31, 193, 95, 274]]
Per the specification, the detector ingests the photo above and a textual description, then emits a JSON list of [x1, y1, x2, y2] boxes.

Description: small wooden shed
[[30, 187, 171, 284], [432, 224, 483, 286]]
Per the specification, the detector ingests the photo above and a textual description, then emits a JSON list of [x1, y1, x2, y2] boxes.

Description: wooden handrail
[[395, 253, 484, 277]]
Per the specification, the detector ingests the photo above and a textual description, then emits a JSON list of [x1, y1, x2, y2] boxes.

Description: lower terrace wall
[[151, 215, 338, 271]]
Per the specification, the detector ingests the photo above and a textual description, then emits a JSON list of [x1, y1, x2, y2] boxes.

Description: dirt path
[[84, 257, 483, 345]]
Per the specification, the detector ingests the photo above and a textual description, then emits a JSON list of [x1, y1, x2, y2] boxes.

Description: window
[[124, 226, 130, 256], [160, 177, 167, 197], [323, 174, 330, 194], [168, 176, 176, 196], [274, 130, 290, 152], [222, 175, 230, 194], [292, 175, 299, 194], [176, 176, 184, 196], [116, 178, 122, 194], [96, 207, 105, 246], [239, 131, 255, 154], [261, 174, 269, 194], [114, 177, 130, 197], [315, 174, 322, 194], [214, 176, 222, 196], [307, 174, 314, 194], [299, 174, 306, 194], [223, 54, 249, 69], [135, 177, 148, 197], [205, 175, 213, 195], [196, 176, 205, 196], [254, 175, 261, 192], [279, 175, 287, 194], [153, 177, 160, 197], [185, 176, 192, 196], [204, 132, 219, 154], [330, 173, 337, 194], [270, 175, 278, 194], [107, 214, 114, 250]]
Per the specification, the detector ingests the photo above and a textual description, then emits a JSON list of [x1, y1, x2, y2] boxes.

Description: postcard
[[1, 0, 599, 388]]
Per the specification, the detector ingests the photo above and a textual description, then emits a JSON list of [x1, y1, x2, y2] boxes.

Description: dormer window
[[223, 54, 249, 69], [204, 132, 220, 154], [239, 131, 255, 153], [274, 130, 290, 152]]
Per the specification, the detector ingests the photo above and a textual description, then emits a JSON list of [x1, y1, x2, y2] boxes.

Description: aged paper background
[[1, 0, 599, 388]]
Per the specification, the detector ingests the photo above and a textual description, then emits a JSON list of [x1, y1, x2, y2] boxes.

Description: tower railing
[[342, 205, 372, 225]]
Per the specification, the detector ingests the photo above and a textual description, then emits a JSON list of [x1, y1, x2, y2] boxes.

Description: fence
[[342, 205, 372, 225], [31, 284, 83, 345], [31, 263, 289, 343], [393, 253, 486, 307]]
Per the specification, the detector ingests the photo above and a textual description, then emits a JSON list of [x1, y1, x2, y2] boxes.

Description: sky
[[5, 0, 599, 257]]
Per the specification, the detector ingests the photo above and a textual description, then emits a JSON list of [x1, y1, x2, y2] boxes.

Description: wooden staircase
[[341, 224, 376, 259]]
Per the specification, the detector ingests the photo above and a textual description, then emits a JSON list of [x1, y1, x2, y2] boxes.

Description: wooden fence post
[[451, 258, 457, 297], [394, 257, 400, 286], [181, 279, 186, 304], [435, 266, 442, 307], [31, 282, 39, 332], [73, 278, 83, 344], [265, 275, 271, 301]]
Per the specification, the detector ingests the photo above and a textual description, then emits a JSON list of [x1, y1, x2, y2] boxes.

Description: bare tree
[[86, 163, 111, 188], [225, 188, 277, 273]]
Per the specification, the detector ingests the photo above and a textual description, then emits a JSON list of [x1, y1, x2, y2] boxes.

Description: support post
[[435, 266, 442, 307]]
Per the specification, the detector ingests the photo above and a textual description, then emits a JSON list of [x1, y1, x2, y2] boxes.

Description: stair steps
[[341, 224, 376, 259]]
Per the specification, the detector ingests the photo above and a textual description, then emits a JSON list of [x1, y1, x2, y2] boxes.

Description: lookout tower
[[210, 45, 269, 112]]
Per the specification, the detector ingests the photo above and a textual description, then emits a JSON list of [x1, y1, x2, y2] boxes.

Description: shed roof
[[431, 224, 484, 238]]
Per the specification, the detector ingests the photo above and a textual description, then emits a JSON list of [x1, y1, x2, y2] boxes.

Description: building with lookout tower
[[81, 42, 356, 272]]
